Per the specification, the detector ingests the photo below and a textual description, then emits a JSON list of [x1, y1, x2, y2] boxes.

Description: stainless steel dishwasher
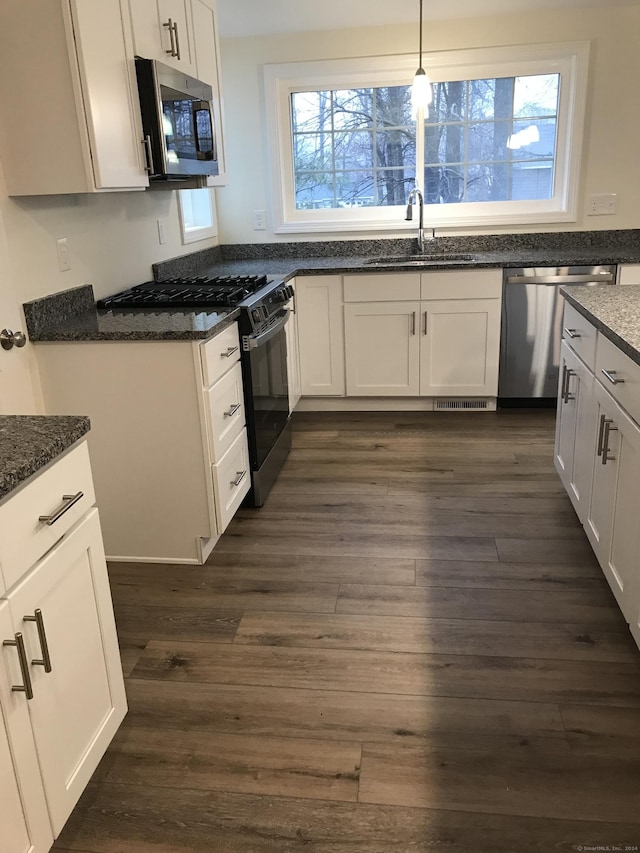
[[498, 265, 617, 405]]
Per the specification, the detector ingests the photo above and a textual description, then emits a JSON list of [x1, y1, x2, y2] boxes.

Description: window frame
[[263, 42, 590, 233], [177, 188, 218, 244]]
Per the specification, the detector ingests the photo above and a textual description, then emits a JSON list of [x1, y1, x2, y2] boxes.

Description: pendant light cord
[[418, 0, 423, 69]]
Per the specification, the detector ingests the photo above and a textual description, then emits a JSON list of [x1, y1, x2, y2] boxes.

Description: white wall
[[216, 3, 640, 243], [0, 176, 218, 305]]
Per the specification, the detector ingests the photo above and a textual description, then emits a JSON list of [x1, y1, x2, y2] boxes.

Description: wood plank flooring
[[53, 410, 640, 852]]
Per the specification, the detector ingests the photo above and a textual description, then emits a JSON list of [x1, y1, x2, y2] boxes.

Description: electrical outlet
[[252, 210, 266, 231], [587, 193, 617, 216], [56, 237, 71, 272]]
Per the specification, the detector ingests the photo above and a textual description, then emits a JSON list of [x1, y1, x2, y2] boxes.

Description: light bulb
[[412, 68, 433, 115]]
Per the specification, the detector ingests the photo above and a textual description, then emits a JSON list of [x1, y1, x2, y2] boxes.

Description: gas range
[[96, 274, 294, 335]]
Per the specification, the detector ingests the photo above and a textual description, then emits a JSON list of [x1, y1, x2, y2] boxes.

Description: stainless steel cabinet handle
[[601, 369, 625, 385], [1, 328, 27, 350], [224, 403, 241, 418], [231, 470, 247, 487], [562, 368, 576, 404], [23, 610, 52, 673], [410, 312, 416, 336], [423, 311, 428, 335], [560, 364, 568, 402], [563, 327, 581, 339], [601, 421, 618, 465], [38, 491, 83, 526], [3, 633, 33, 700], [163, 18, 177, 57], [597, 415, 612, 457], [172, 20, 181, 60], [221, 346, 238, 359], [142, 135, 155, 175]]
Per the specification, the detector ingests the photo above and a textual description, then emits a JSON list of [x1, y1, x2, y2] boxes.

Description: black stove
[[96, 275, 270, 310]]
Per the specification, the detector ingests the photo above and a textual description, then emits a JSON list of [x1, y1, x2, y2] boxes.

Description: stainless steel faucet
[[405, 188, 434, 252]]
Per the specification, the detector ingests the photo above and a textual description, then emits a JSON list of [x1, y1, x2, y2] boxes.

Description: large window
[[264, 43, 589, 233]]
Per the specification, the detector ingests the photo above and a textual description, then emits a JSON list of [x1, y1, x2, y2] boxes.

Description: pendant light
[[411, 0, 433, 116]]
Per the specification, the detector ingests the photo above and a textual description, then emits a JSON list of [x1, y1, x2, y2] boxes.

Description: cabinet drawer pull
[[172, 20, 181, 61], [597, 415, 612, 457], [601, 368, 625, 385], [563, 327, 581, 339], [423, 311, 428, 336], [601, 420, 618, 465], [410, 312, 416, 336], [224, 403, 241, 418], [163, 18, 178, 57], [23, 609, 52, 673], [3, 633, 33, 700], [231, 470, 247, 488], [562, 367, 576, 404], [221, 346, 239, 359], [38, 491, 84, 526]]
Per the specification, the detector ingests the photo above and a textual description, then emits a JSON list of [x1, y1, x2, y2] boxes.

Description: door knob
[[0, 329, 27, 350]]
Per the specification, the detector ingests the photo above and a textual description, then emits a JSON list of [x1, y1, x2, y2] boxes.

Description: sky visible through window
[[291, 73, 560, 210]]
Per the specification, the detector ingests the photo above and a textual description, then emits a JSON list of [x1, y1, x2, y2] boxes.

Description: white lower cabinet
[[36, 324, 250, 563], [554, 340, 597, 523], [285, 281, 302, 412], [0, 440, 126, 850], [338, 270, 502, 399], [0, 604, 53, 853], [555, 299, 640, 650], [297, 276, 345, 397], [585, 382, 640, 624], [344, 302, 420, 396]]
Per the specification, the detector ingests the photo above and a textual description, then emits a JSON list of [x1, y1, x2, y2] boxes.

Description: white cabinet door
[[7, 509, 127, 836], [70, 0, 148, 189], [191, 0, 227, 185], [585, 382, 640, 623], [285, 286, 302, 412], [419, 298, 501, 396], [554, 340, 597, 523], [344, 302, 420, 396], [129, 0, 196, 74], [0, 602, 52, 853], [297, 277, 345, 397]]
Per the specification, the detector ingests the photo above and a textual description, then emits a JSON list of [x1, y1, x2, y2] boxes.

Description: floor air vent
[[435, 399, 490, 411]]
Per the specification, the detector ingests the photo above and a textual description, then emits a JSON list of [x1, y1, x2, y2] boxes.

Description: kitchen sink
[[365, 253, 479, 266]]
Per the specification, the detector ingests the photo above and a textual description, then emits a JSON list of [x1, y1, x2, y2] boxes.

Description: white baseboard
[[295, 397, 497, 412]]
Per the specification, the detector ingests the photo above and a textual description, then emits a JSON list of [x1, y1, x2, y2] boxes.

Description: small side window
[[178, 188, 218, 244]]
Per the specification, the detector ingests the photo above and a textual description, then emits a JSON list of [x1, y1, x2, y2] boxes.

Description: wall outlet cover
[[587, 193, 617, 216]]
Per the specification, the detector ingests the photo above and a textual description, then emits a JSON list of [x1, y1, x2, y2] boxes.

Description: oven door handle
[[242, 308, 289, 350]]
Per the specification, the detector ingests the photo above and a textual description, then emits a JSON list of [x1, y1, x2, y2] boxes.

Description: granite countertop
[[0, 415, 91, 501], [561, 284, 640, 366], [23, 231, 640, 344]]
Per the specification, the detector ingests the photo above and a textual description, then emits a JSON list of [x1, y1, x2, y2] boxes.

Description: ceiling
[[216, 0, 640, 38]]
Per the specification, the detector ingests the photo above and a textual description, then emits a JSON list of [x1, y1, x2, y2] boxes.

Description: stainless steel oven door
[[242, 309, 291, 472]]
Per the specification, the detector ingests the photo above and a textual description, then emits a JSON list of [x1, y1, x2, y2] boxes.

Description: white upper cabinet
[[128, 0, 197, 76], [191, 0, 227, 184], [0, 0, 148, 195]]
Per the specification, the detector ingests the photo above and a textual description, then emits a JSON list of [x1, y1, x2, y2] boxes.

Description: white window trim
[[263, 41, 590, 234], [178, 188, 218, 244]]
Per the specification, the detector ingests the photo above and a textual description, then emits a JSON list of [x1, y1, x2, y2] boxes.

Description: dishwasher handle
[[505, 272, 616, 285]]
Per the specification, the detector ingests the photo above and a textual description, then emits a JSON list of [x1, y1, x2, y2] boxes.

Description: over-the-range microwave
[[135, 58, 219, 184]]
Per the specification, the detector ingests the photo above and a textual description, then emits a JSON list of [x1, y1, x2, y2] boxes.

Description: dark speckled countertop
[[0, 415, 91, 501], [23, 230, 640, 343], [561, 284, 640, 366]]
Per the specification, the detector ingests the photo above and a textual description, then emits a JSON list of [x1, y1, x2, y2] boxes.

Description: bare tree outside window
[[291, 73, 560, 211]]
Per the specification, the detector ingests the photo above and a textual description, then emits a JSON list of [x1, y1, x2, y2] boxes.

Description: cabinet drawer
[[344, 273, 420, 302], [200, 323, 240, 387], [205, 360, 246, 462], [0, 442, 95, 591], [212, 430, 251, 533], [421, 269, 502, 300], [596, 333, 640, 424], [562, 301, 597, 370]]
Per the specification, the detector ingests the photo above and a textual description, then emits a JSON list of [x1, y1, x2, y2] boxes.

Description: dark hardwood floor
[[53, 410, 640, 852]]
